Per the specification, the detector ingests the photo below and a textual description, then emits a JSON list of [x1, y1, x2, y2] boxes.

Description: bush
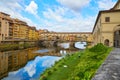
[[53, 68, 57, 71], [0, 44, 19, 51], [24, 43, 31, 48], [0, 43, 33, 51], [42, 76, 47, 80], [89, 43, 108, 53], [47, 71, 52, 75], [74, 76, 80, 80]]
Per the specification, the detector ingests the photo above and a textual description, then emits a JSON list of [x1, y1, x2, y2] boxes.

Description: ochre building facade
[[92, 0, 120, 47], [0, 12, 39, 43]]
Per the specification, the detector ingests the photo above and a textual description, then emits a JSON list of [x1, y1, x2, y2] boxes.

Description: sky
[[0, 0, 118, 32]]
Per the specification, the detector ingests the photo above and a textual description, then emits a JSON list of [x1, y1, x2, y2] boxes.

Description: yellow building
[[0, 12, 39, 41], [35, 30, 39, 40], [38, 29, 49, 40], [18, 21, 28, 40], [92, 0, 120, 47], [28, 27, 39, 40], [13, 19, 29, 40], [0, 12, 12, 42]]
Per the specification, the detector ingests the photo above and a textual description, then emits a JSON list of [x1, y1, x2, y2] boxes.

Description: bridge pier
[[38, 40, 59, 48]]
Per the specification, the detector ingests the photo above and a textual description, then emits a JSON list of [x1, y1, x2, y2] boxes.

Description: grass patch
[[40, 44, 112, 80]]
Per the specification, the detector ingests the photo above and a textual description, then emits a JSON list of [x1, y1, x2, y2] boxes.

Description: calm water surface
[[3, 56, 61, 80], [0, 48, 61, 80], [1, 42, 86, 80]]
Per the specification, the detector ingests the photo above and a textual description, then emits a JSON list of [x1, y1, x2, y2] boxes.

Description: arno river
[[0, 42, 86, 80]]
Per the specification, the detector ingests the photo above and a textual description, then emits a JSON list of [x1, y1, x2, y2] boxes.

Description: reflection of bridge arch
[[57, 41, 87, 50], [74, 42, 87, 49]]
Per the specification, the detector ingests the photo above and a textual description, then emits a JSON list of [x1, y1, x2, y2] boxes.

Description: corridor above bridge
[[39, 32, 93, 42]]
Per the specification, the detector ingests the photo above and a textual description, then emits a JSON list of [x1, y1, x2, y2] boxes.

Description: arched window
[[104, 39, 109, 46]]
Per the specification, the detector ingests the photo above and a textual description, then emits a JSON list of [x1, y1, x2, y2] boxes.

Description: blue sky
[[0, 0, 118, 32]]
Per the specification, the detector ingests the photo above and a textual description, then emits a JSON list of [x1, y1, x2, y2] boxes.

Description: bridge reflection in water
[[0, 42, 85, 80]]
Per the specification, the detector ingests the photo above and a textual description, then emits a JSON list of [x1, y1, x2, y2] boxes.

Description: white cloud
[[0, 0, 23, 12], [42, 56, 61, 67], [42, 6, 95, 32], [25, 1, 38, 15], [0, 0, 100, 32], [41, 0, 117, 32], [43, 7, 65, 22], [98, 0, 116, 10], [57, 0, 91, 11], [24, 63, 36, 77], [0, 0, 37, 27]]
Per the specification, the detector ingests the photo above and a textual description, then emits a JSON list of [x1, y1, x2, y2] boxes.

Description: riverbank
[[40, 44, 112, 80]]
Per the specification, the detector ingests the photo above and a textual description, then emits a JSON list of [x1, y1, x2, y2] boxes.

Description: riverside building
[[92, 0, 120, 47]]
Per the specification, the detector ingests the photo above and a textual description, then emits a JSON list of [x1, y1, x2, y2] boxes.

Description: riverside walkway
[[92, 48, 120, 80]]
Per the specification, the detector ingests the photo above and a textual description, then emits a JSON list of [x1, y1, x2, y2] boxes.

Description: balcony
[[5, 37, 13, 40], [9, 29, 13, 32]]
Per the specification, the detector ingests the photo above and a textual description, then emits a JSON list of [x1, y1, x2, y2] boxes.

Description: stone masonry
[[92, 48, 120, 80]]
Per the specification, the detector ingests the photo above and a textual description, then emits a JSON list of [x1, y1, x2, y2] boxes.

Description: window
[[0, 22, 1, 27], [105, 17, 110, 22], [116, 31, 119, 35], [115, 30, 120, 35], [104, 39, 109, 46], [117, 40, 119, 46], [119, 30, 120, 35], [118, 4, 120, 9]]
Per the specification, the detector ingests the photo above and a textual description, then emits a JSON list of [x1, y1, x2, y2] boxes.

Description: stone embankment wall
[[0, 41, 37, 52]]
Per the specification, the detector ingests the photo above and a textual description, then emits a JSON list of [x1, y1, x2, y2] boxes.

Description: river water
[[0, 42, 86, 80], [3, 56, 61, 80]]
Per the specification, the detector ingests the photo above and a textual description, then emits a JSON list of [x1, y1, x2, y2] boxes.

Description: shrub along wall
[[0, 43, 34, 52]]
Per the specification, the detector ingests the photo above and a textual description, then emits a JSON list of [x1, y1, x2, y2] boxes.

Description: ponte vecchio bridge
[[39, 32, 93, 42], [38, 32, 93, 48]]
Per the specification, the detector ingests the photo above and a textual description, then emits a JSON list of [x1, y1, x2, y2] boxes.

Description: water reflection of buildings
[[0, 48, 39, 79], [0, 52, 8, 79], [0, 47, 79, 79]]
